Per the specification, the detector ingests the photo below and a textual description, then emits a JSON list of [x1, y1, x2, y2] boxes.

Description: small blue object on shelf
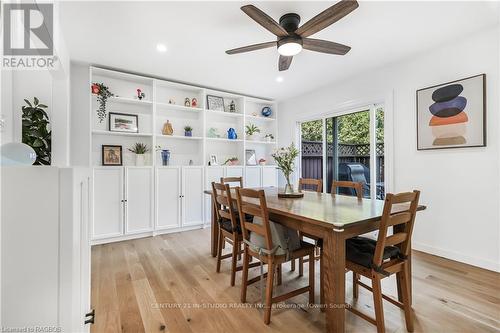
[[261, 106, 272, 117], [185, 131, 192, 137], [161, 149, 170, 166], [227, 128, 237, 139]]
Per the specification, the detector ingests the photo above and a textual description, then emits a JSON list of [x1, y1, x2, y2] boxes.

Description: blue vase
[[227, 128, 237, 139], [261, 106, 272, 117], [161, 149, 170, 166], [185, 131, 192, 137]]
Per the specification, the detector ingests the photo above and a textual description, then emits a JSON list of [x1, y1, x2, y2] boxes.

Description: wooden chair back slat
[[299, 178, 323, 193], [221, 177, 243, 187], [373, 190, 420, 266], [332, 180, 363, 199], [235, 188, 273, 251], [387, 212, 412, 227], [211, 182, 239, 234]]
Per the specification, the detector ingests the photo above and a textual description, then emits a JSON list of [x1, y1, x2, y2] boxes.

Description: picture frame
[[209, 154, 218, 166], [109, 112, 139, 133], [206, 95, 225, 112], [102, 145, 123, 166], [416, 74, 486, 150], [245, 149, 257, 166]]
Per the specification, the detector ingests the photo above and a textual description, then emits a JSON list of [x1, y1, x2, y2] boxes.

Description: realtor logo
[[2, 3, 55, 69]]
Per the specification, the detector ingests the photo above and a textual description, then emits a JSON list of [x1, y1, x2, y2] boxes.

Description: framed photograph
[[102, 145, 123, 166], [245, 149, 257, 166], [209, 154, 218, 166], [109, 112, 139, 133], [206, 95, 225, 112], [417, 74, 486, 150]]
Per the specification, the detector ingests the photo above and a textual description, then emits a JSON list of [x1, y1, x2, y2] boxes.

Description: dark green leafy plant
[[184, 125, 193, 132], [245, 124, 260, 135], [128, 142, 149, 154], [22, 97, 51, 165], [92, 83, 113, 123]]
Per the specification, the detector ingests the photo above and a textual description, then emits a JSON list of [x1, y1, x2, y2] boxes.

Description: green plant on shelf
[[128, 142, 149, 155], [91, 83, 114, 123], [245, 124, 260, 136], [184, 125, 193, 132]]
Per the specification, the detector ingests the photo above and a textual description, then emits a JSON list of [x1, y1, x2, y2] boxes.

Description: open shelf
[[246, 114, 275, 122], [156, 102, 203, 113], [205, 109, 243, 118], [156, 134, 203, 140], [92, 130, 153, 137], [206, 137, 243, 143]]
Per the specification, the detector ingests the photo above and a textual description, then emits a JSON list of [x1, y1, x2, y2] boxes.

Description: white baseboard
[[413, 241, 500, 273]]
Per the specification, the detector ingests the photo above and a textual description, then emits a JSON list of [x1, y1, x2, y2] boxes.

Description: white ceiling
[[60, 1, 499, 101]]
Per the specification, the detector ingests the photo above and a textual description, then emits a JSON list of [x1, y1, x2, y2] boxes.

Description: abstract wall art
[[416, 74, 486, 150]]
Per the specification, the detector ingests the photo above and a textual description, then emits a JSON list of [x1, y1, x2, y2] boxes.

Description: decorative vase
[[227, 128, 237, 139], [161, 149, 170, 166], [185, 131, 192, 137], [261, 106, 272, 117], [135, 154, 145, 166]]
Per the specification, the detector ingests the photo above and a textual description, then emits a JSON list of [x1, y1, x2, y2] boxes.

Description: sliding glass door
[[300, 105, 385, 199]]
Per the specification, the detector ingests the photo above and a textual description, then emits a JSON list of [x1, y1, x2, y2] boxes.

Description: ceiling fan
[[226, 0, 359, 71]]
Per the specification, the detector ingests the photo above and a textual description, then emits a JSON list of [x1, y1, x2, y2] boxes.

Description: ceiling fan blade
[[279, 55, 293, 71], [226, 41, 276, 55], [295, 0, 359, 38], [241, 5, 289, 37], [303, 38, 351, 55]]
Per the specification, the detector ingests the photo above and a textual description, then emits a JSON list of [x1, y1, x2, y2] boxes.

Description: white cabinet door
[[125, 167, 153, 234], [262, 167, 278, 187], [226, 166, 244, 178], [245, 167, 261, 188], [205, 167, 224, 223], [156, 167, 181, 230], [93, 168, 123, 239], [183, 167, 204, 226]]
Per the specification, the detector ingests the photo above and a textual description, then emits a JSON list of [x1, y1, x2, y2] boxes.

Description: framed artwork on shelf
[[206, 95, 225, 112], [416, 74, 486, 150], [209, 154, 218, 166], [245, 149, 257, 165], [102, 145, 123, 166], [109, 112, 139, 133]]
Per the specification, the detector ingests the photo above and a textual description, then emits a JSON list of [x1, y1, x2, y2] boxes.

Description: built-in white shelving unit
[[88, 66, 278, 245]]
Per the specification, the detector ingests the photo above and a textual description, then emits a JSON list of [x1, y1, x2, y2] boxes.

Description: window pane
[[300, 120, 323, 191], [376, 107, 385, 199]]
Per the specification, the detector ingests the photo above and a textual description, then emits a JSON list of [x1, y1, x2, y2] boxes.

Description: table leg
[[210, 197, 218, 257], [323, 229, 346, 333]]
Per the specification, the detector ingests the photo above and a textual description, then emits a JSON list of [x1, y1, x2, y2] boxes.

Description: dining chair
[[332, 180, 363, 199], [212, 182, 259, 286], [220, 176, 243, 187], [296, 178, 324, 305], [235, 188, 315, 325], [345, 190, 420, 333]]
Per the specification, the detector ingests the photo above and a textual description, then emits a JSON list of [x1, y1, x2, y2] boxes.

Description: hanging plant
[[92, 83, 113, 123], [21, 97, 51, 165]]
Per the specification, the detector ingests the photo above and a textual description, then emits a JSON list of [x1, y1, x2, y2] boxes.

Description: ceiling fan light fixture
[[277, 37, 303, 56]]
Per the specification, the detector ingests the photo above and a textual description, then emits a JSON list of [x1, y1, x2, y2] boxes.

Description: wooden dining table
[[204, 187, 426, 333]]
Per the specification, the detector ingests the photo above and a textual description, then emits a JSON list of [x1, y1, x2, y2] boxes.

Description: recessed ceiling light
[[156, 43, 167, 53], [276, 76, 284, 83]]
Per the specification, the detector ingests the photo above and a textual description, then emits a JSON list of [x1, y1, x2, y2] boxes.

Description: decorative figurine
[[162, 120, 174, 135], [229, 100, 236, 113], [207, 127, 220, 138], [227, 128, 237, 140], [261, 106, 272, 117], [191, 98, 198, 108], [137, 88, 145, 100], [184, 98, 191, 107], [168, 98, 175, 104], [189, 159, 194, 166]]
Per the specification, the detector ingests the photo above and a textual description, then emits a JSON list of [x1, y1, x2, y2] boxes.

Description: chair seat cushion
[[218, 214, 253, 234], [346, 236, 401, 269]]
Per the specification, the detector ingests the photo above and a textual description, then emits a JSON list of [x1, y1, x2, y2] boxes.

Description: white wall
[[278, 26, 500, 272]]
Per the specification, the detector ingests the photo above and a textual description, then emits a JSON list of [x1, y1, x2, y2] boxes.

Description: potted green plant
[[21, 97, 51, 165], [245, 124, 260, 141], [272, 143, 300, 194], [184, 125, 193, 137], [128, 142, 149, 166], [264, 133, 275, 142], [91, 83, 113, 123]]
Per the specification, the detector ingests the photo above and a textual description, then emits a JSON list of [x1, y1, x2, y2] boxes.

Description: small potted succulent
[[223, 156, 239, 166], [128, 142, 149, 166], [259, 158, 266, 166], [245, 124, 260, 141], [265, 133, 275, 142], [184, 125, 193, 137]]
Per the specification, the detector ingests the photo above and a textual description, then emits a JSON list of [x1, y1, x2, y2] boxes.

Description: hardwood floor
[[91, 228, 500, 333]]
